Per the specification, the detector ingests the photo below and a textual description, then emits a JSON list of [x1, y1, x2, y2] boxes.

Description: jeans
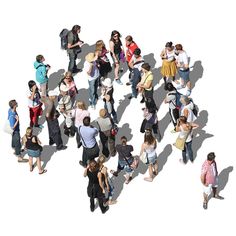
[[144, 88, 153, 100], [99, 131, 116, 157], [68, 50, 79, 72], [104, 102, 118, 123], [12, 131, 22, 156], [131, 68, 141, 97], [88, 79, 98, 106], [182, 140, 193, 163]]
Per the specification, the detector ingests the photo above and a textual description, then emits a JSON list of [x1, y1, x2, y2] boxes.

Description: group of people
[[6, 25, 224, 212]]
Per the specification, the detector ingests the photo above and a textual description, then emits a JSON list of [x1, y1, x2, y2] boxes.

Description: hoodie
[[34, 61, 48, 84]]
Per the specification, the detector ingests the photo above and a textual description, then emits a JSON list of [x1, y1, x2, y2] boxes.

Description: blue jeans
[[178, 68, 190, 83], [131, 68, 141, 97], [12, 131, 22, 156], [182, 140, 193, 163], [88, 79, 98, 106], [104, 102, 118, 123]]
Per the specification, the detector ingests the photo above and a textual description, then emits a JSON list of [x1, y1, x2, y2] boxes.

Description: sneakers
[[34, 124, 44, 129], [126, 82, 131, 86], [203, 202, 208, 210], [115, 79, 123, 85]]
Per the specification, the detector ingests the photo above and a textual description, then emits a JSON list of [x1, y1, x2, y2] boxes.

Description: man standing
[[201, 152, 224, 210], [78, 116, 99, 167], [67, 25, 84, 73]]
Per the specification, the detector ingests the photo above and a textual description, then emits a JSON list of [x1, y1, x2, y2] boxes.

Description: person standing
[[34, 55, 50, 98], [67, 25, 84, 73], [44, 90, 67, 151], [84, 160, 109, 213], [27, 80, 43, 128], [201, 152, 224, 210], [175, 44, 191, 96], [8, 100, 28, 163], [78, 116, 100, 167]]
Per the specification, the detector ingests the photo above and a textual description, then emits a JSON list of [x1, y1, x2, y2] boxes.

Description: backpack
[[168, 90, 182, 110], [189, 99, 199, 117], [59, 29, 69, 50]]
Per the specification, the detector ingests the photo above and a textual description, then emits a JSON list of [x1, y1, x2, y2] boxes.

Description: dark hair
[[28, 80, 36, 89], [165, 41, 173, 48], [141, 63, 151, 71], [133, 48, 141, 56], [145, 97, 158, 113], [144, 129, 155, 145], [36, 55, 44, 63], [165, 82, 175, 91], [207, 152, 216, 161], [72, 25, 81, 33], [121, 136, 127, 145], [83, 116, 91, 126], [9, 99, 17, 109], [125, 35, 133, 42], [110, 30, 121, 41], [88, 160, 98, 172], [175, 44, 183, 51], [178, 116, 187, 124]]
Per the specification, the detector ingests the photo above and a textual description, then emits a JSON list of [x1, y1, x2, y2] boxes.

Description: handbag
[[110, 125, 118, 136], [140, 151, 148, 164], [3, 120, 13, 135], [174, 137, 186, 150]]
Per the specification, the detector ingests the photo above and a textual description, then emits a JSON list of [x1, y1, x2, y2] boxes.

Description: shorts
[[27, 149, 41, 158], [203, 178, 218, 196], [146, 154, 157, 165], [178, 69, 190, 83]]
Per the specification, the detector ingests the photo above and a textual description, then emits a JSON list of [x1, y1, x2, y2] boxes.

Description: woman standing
[[140, 129, 158, 182], [180, 95, 196, 123], [22, 127, 47, 174], [102, 78, 118, 124], [73, 101, 90, 148], [109, 30, 125, 85], [84, 160, 109, 213], [160, 42, 177, 86], [175, 116, 199, 163], [137, 63, 154, 103]]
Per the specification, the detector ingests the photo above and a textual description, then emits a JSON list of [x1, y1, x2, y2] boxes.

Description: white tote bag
[[140, 151, 148, 164], [3, 120, 13, 135]]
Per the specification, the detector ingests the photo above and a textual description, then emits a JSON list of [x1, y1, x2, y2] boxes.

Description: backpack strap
[[36, 64, 45, 70], [133, 60, 145, 67], [168, 91, 177, 108]]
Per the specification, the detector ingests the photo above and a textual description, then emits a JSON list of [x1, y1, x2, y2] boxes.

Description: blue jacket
[[8, 108, 19, 132], [34, 61, 48, 84]]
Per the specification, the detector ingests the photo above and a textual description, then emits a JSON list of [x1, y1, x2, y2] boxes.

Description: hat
[[60, 84, 69, 92], [102, 78, 113, 88], [48, 90, 59, 97], [85, 53, 96, 63]]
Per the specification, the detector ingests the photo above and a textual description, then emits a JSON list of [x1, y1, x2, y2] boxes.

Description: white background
[[0, 0, 235, 235]]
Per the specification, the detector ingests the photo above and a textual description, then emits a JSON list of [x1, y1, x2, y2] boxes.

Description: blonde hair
[[76, 101, 87, 110], [95, 40, 105, 51], [97, 154, 106, 165], [64, 71, 72, 78], [99, 109, 107, 118], [25, 127, 33, 137]]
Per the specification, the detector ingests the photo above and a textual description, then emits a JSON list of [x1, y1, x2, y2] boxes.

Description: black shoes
[[140, 97, 145, 103], [56, 146, 67, 151], [102, 206, 109, 214], [79, 161, 86, 168]]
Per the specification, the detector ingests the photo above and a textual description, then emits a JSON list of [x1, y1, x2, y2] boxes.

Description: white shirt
[[84, 61, 100, 81], [181, 102, 196, 123], [27, 90, 41, 108], [176, 51, 188, 70], [131, 55, 144, 71]]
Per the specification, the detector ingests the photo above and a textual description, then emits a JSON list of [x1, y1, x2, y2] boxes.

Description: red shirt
[[126, 42, 138, 62]]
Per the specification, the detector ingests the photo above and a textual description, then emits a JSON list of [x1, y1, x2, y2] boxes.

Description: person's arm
[[98, 172, 105, 194], [160, 49, 166, 59], [201, 173, 207, 186], [175, 119, 181, 132], [87, 63, 93, 76], [67, 33, 83, 49], [190, 122, 199, 130], [128, 58, 134, 69], [28, 85, 37, 101], [83, 167, 89, 177], [140, 143, 145, 156], [183, 108, 189, 119]]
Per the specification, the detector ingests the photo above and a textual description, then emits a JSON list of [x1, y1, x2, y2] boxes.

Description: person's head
[[28, 80, 36, 90], [85, 52, 97, 63], [76, 101, 87, 110], [165, 41, 173, 51], [120, 136, 127, 145], [95, 40, 105, 51], [144, 129, 155, 145], [64, 71, 73, 82], [175, 44, 183, 52], [25, 127, 33, 137], [36, 55, 44, 63], [97, 154, 106, 165], [48, 90, 59, 100], [165, 82, 175, 91], [207, 152, 216, 162], [110, 30, 121, 41], [9, 99, 18, 109], [83, 116, 91, 126], [59, 84, 69, 96], [133, 48, 141, 58], [72, 25, 81, 34], [102, 78, 113, 88], [125, 35, 134, 45], [178, 116, 187, 125], [180, 95, 190, 106], [88, 160, 98, 172], [141, 63, 151, 73], [99, 109, 107, 118]]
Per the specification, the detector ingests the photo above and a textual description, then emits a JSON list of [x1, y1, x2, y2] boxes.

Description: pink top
[[201, 160, 218, 185], [63, 80, 78, 98], [73, 108, 90, 128]]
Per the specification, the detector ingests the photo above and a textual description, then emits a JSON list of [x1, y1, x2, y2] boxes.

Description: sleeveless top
[[26, 136, 41, 150], [113, 39, 122, 55], [144, 143, 156, 157], [181, 102, 196, 123], [87, 169, 100, 186], [179, 125, 192, 143]]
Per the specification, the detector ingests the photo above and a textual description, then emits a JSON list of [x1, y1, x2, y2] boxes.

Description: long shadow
[[209, 166, 233, 201], [48, 69, 65, 91], [40, 145, 56, 169], [156, 144, 172, 173], [190, 60, 204, 90], [158, 112, 171, 140], [116, 94, 132, 123], [153, 83, 168, 109], [192, 110, 214, 161], [115, 123, 133, 144]]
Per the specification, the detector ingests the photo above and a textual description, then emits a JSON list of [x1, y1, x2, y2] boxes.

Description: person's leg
[[203, 192, 208, 209], [182, 144, 187, 164], [94, 78, 99, 104], [29, 108, 34, 127], [14, 132, 22, 159], [153, 161, 158, 176], [114, 62, 120, 80], [90, 197, 95, 212], [29, 157, 33, 171], [152, 123, 162, 142], [108, 135, 116, 157], [82, 148, 88, 167], [100, 132, 109, 158], [131, 69, 141, 98], [212, 187, 224, 199], [98, 196, 108, 213], [88, 79, 96, 106], [76, 127, 82, 148], [186, 141, 193, 162], [144, 164, 154, 182], [68, 51, 76, 72], [111, 104, 118, 124], [37, 157, 43, 173]]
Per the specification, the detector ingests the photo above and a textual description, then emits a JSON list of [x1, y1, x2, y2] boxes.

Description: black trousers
[[47, 118, 63, 149]]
